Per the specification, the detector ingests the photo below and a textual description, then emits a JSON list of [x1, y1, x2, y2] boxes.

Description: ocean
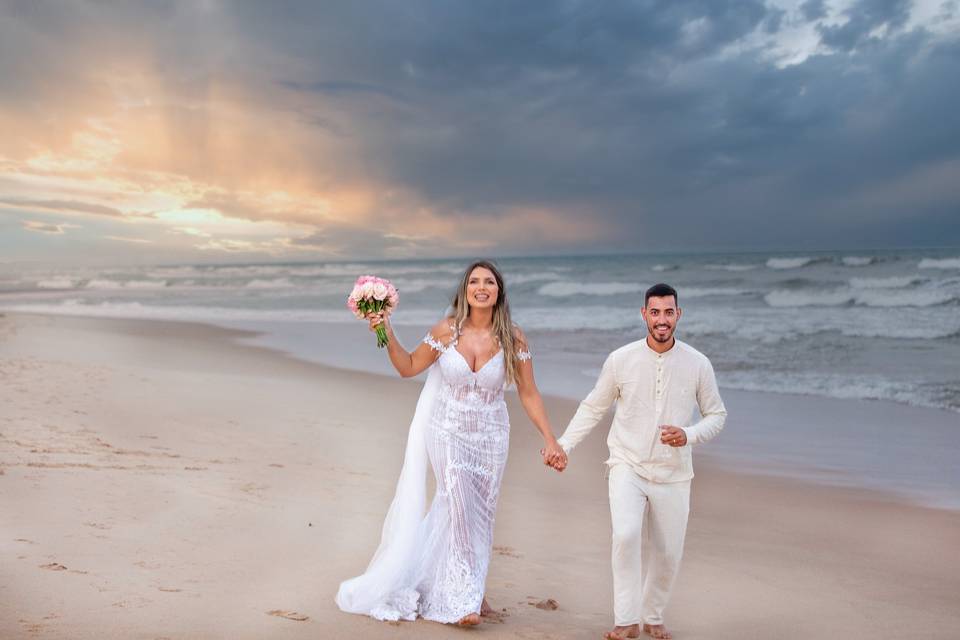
[[3, 248, 959, 413], [3, 248, 960, 509]]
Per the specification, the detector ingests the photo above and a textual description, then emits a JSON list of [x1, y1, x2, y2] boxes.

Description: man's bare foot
[[604, 624, 640, 640], [643, 623, 672, 639], [457, 613, 481, 626]]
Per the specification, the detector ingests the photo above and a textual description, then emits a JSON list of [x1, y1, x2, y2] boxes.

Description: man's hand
[[540, 441, 568, 472], [659, 425, 687, 447]]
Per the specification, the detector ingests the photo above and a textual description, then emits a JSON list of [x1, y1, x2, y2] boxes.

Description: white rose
[[361, 282, 375, 298], [372, 282, 388, 300]]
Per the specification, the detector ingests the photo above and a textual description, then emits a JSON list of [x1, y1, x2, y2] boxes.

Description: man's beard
[[649, 325, 674, 343]]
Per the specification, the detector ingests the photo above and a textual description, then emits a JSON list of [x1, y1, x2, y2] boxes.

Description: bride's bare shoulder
[[512, 324, 528, 347], [428, 317, 456, 342]]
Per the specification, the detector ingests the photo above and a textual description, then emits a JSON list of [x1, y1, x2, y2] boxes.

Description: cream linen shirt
[[557, 337, 726, 483]]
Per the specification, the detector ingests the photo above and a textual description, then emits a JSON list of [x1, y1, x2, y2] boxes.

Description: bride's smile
[[467, 268, 499, 308]]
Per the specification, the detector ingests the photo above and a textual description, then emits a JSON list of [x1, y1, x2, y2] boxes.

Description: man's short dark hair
[[644, 283, 678, 307]]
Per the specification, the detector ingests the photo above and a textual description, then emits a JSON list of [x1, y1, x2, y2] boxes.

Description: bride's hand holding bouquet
[[347, 275, 399, 348], [366, 308, 391, 340]]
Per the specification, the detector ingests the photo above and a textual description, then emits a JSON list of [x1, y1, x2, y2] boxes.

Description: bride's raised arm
[[368, 314, 453, 378]]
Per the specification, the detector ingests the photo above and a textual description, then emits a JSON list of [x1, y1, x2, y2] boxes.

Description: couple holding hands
[[336, 260, 726, 640]]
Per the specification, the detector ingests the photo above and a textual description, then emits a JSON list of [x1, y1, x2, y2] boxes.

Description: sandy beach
[[2, 311, 959, 639]]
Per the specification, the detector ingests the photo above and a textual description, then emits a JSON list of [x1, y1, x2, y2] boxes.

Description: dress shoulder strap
[[422, 319, 459, 353]]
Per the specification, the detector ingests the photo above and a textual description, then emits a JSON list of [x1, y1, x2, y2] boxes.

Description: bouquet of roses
[[347, 275, 399, 348]]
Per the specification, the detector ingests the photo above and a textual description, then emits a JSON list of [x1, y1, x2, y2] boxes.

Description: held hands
[[659, 425, 687, 447], [540, 439, 568, 472]]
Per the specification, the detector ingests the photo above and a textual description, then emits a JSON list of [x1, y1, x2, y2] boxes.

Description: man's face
[[642, 295, 681, 344]]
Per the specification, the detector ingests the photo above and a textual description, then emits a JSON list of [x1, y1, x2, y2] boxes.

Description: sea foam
[[537, 281, 644, 297], [765, 288, 956, 308], [37, 279, 77, 289], [848, 277, 921, 289], [766, 257, 819, 269], [85, 279, 169, 290], [841, 256, 876, 267], [705, 264, 758, 271], [919, 257, 960, 270]]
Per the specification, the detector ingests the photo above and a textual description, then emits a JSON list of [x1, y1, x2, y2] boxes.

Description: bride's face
[[466, 267, 499, 310]]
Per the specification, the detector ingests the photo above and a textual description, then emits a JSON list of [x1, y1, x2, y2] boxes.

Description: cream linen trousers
[[608, 464, 691, 626]]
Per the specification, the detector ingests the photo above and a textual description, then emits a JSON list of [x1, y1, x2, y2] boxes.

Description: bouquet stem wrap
[[359, 298, 390, 348]]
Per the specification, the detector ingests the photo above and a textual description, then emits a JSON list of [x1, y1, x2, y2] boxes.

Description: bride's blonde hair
[[450, 260, 521, 386]]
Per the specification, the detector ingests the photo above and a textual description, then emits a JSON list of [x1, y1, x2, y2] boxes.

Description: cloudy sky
[[1, 0, 958, 265]]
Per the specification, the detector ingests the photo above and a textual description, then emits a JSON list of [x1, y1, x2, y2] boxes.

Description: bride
[[336, 260, 568, 625]]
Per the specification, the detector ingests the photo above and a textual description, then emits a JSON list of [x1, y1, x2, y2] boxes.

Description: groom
[[551, 284, 726, 640]]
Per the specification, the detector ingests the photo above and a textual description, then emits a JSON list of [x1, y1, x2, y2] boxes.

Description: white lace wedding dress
[[336, 328, 530, 623]]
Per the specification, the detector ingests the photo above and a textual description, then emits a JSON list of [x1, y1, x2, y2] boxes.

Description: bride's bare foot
[[457, 613, 481, 626], [480, 598, 495, 617], [479, 597, 506, 623], [643, 623, 672, 639], [605, 624, 640, 639]]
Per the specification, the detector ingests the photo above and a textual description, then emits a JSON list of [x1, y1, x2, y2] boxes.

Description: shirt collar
[[644, 335, 677, 358]]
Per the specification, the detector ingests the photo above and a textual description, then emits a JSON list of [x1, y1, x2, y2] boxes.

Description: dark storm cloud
[[279, 80, 408, 103], [2, 0, 958, 254], [221, 0, 960, 248], [289, 223, 447, 258], [817, 0, 912, 51], [800, 0, 828, 21]]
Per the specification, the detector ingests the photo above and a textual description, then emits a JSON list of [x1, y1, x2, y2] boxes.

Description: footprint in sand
[[513, 631, 557, 640], [493, 545, 522, 558], [530, 598, 559, 611], [158, 587, 182, 593], [266, 610, 309, 622], [481, 609, 509, 624], [240, 482, 268, 495], [40, 563, 68, 571], [18, 619, 47, 634]]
